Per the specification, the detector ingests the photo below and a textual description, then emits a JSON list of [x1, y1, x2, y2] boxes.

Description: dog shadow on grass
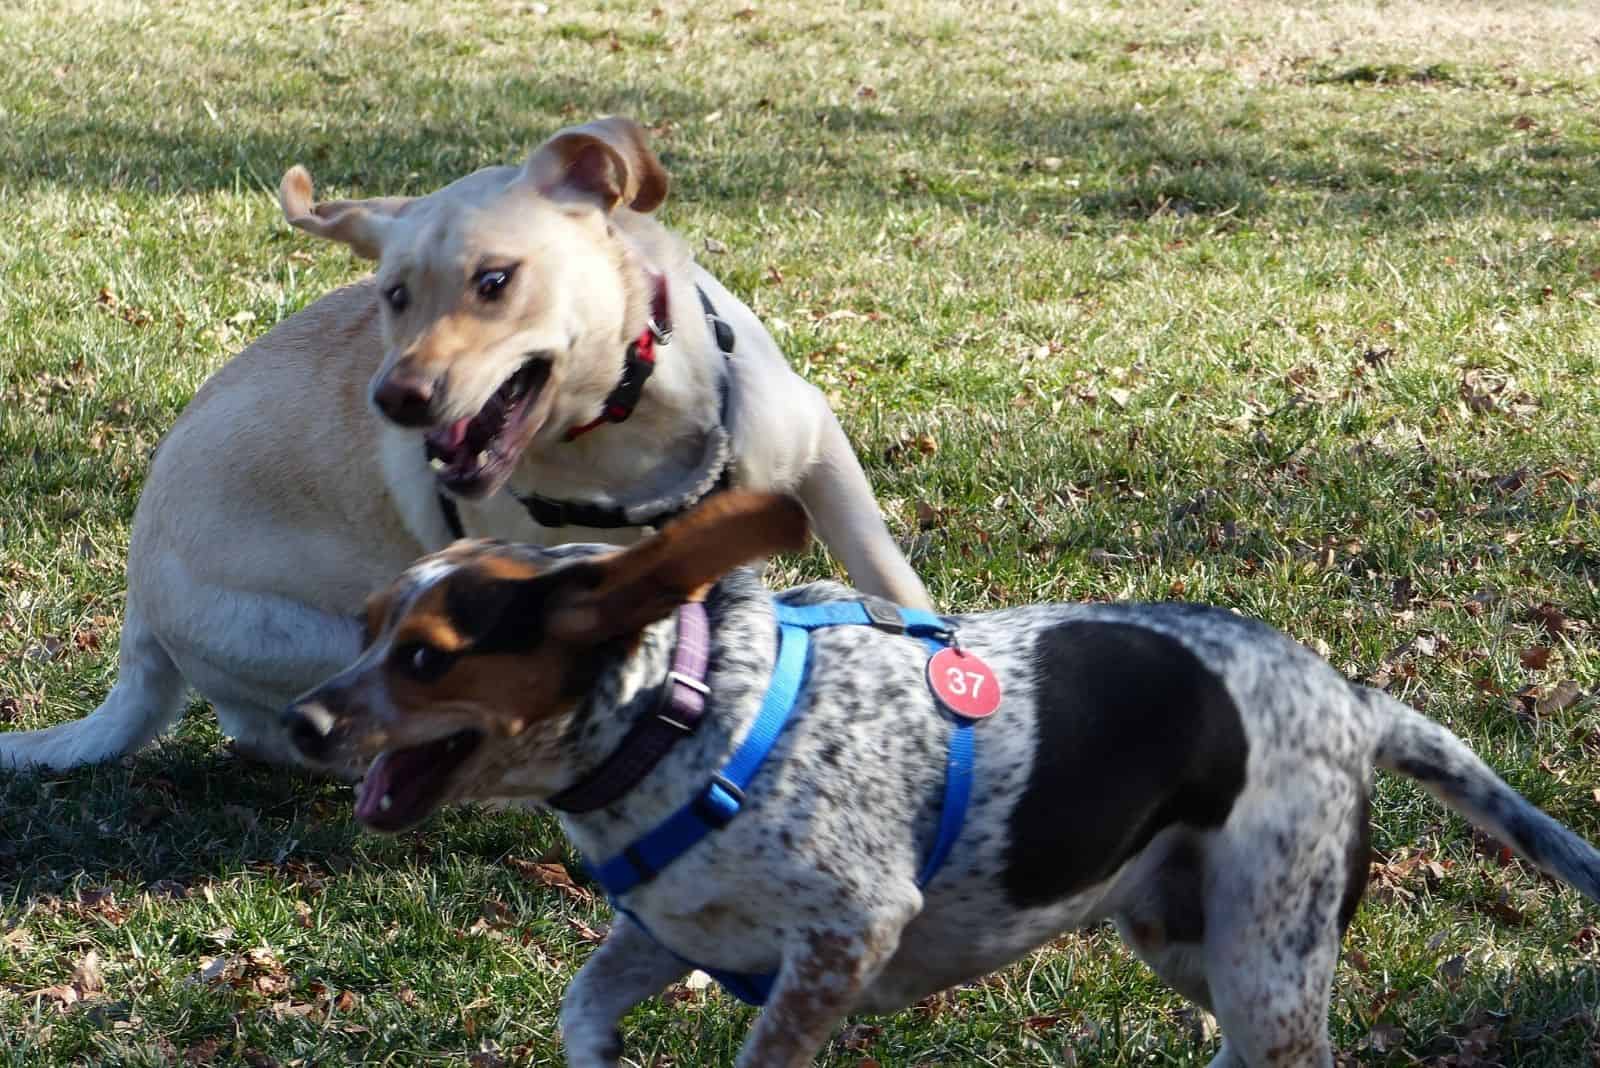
[[0, 716, 561, 903]]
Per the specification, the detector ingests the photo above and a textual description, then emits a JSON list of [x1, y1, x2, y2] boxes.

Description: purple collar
[[546, 601, 711, 813]]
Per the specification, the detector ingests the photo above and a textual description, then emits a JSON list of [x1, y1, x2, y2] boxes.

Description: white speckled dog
[[285, 492, 1600, 1067], [0, 117, 928, 773]]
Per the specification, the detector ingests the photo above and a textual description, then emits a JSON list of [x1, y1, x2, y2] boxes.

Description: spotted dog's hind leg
[[560, 915, 690, 1068], [1197, 789, 1359, 1068]]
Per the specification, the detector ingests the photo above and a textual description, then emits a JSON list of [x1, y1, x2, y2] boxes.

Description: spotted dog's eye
[[473, 266, 515, 302], [395, 642, 454, 682], [383, 284, 409, 313]]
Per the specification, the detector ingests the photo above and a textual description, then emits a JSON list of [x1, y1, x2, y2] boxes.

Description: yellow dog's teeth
[[428, 457, 446, 472], [476, 450, 491, 468], [379, 794, 393, 812]]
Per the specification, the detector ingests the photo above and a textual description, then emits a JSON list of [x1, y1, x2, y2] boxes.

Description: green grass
[[3, 0, 1600, 1063]]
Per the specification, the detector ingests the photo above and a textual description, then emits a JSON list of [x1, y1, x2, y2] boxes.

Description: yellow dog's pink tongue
[[429, 417, 471, 451]]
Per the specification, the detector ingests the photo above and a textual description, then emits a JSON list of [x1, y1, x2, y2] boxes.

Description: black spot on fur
[[1339, 788, 1372, 932], [1004, 619, 1248, 909], [447, 572, 550, 653]]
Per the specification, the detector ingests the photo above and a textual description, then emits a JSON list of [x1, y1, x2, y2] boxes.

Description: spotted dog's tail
[[1359, 685, 1600, 903]]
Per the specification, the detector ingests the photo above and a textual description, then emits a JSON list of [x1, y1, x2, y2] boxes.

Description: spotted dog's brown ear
[[278, 165, 414, 259], [360, 590, 393, 648], [545, 492, 810, 644], [520, 116, 669, 214]]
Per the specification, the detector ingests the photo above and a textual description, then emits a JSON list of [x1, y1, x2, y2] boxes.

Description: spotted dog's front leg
[[735, 915, 912, 1068], [560, 915, 689, 1068]]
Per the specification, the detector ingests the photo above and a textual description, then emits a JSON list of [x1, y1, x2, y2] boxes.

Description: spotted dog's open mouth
[[424, 358, 552, 497], [354, 728, 484, 832]]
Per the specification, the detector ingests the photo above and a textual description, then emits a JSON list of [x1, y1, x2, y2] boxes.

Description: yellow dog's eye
[[473, 266, 515, 302], [383, 284, 409, 313]]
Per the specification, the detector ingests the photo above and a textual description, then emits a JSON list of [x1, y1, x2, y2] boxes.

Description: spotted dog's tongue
[[354, 731, 483, 832], [354, 751, 399, 827]]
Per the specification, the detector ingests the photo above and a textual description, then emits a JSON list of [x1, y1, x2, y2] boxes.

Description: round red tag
[[927, 647, 1002, 719]]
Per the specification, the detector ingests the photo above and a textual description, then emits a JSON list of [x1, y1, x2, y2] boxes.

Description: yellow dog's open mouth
[[424, 357, 551, 497], [355, 728, 484, 832]]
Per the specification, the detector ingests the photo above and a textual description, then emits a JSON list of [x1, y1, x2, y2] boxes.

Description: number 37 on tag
[[926, 647, 1002, 720]]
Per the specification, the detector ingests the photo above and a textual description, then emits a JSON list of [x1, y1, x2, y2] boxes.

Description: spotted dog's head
[[277, 116, 670, 499], [283, 492, 810, 832]]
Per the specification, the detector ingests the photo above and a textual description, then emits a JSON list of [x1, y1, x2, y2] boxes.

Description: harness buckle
[[862, 600, 905, 633], [692, 774, 744, 829]]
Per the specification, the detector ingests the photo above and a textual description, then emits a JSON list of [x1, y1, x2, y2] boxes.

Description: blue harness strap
[[584, 598, 981, 1006], [591, 620, 811, 896]]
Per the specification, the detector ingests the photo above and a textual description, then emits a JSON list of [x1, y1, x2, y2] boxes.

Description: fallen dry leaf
[[505, 858, 593, 902], [1519, 645, 1552, 670], [75, 887, 128, 924], [1436, 954, 1466, 989], [1366, 1023, 1406, 1053], [23, 636, 66, 662], [1480, 888, 1528, 927], [184, 1038, 226, 1064], [72, 950, 105, 996], [1530, 602, 1569, 638], [1536, 679, 1584, 717], [23, 984, 80, 1008], [838, 1022, 883, 1051], [196, 956, 231, 985]]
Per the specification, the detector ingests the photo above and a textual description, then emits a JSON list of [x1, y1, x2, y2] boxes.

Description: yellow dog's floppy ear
[[521, 116, 669, 214], [546, 492, 810, 644], [278, 165, 414, 260]]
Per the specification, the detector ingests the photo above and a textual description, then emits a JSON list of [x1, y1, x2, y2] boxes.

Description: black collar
[[435, 285, 737, 537]]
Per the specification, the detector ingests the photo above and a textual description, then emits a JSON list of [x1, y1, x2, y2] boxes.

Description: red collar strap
[[564, 273, 672, 442]]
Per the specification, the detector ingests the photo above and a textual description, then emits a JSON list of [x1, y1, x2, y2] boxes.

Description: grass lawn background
[[2, 0, 1599, 1063]]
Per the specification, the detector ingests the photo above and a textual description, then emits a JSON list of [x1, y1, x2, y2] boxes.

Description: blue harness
[[581, 599, 979, 1005]]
